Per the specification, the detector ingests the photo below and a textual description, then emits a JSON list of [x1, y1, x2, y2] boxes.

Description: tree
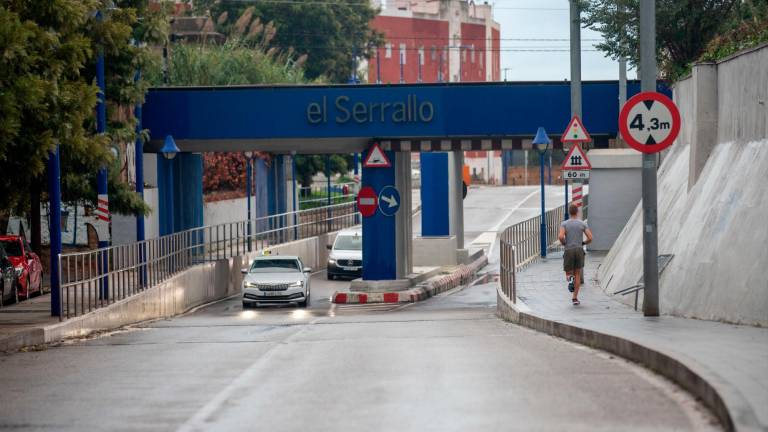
[[293, 155, 351, 192], [192, 1, 383, 82], [579, 0, 742, 79]]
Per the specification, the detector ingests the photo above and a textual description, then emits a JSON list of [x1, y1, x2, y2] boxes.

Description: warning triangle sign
[[560, 115, 591, 143], [561, 143, 592, 170], [363, 143, 391, 168]]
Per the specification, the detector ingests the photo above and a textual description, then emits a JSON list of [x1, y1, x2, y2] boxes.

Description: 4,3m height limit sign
[[619, 92, 681, 154]]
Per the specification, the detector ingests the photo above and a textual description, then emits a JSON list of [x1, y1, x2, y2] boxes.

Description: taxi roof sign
[[363, 143, 391, 168], [561, 115, 591, 143]]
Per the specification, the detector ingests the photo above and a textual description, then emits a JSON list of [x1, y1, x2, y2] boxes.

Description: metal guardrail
[[499, 197, 589, 304], [58, 202, 359, 320]]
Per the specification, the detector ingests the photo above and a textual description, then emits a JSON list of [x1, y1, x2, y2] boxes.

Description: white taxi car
[[241, 256, 311, 308]]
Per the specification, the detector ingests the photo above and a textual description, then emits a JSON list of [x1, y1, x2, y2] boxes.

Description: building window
[[470, 45, 475, 63], [431, 46, 437, 61], [399, 43, 407, 64], [418, 46, 425, 65], [385, 43, 392, 59]]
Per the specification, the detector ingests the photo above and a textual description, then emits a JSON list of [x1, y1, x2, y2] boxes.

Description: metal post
[[438, 47, 444, 82], [246, 156, 252, 251], [167, 158, 175, 234], [548, 151, 552, 185], [618, 57, 628, 143], [539, 151, 547, 258], [569, 0, 582, 223], [417, 51, 423, 83], [96, 13, 110, 300], [640, 0, 659, 316], [376, 48, 382, 84], [291, 155, 298, 239], [48, 146, 62, 317], [134, 65, 146, 287]]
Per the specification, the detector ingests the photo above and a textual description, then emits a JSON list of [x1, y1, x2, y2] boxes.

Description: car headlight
[[290, 281, 303, 287], [243, 281, 257, 288], [14, 267, 23, 277], [328, 259, 336, 265]]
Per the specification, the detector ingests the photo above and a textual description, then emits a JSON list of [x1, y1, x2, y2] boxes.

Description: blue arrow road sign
[[378, 185, 401, 217]]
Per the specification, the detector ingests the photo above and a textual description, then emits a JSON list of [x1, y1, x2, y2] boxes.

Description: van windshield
[[334, 234, 362, 251]]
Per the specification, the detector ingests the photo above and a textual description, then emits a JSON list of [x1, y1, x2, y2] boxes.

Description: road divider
[[332, 252, 488, 305]]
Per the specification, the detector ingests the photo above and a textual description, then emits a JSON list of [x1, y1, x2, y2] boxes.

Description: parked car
[[241, 256, 311, 308], [326, 228, 362, 280], [0, 244, 18, 305], [0, 235, 43, 299]]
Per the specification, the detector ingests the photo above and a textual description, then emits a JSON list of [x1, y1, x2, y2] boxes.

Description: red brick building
[[367, 0, 500, 84]]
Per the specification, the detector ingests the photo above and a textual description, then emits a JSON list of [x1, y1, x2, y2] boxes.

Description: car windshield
[[0, 240, 22, 257], [334, 234, 362, 251], [250, 259, 300, 273]]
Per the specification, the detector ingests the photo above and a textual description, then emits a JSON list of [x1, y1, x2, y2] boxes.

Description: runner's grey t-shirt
[[560, 219, 588, 250]]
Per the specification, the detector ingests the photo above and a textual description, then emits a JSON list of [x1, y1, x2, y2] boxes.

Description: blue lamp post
[[533, 127, 551, 258], [161, 135, 180, 235], [245, 151, 253, 251]]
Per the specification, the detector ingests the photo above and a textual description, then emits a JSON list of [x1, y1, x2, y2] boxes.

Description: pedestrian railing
[[57, 202, 359, 320], [499, 197, 588, 304]]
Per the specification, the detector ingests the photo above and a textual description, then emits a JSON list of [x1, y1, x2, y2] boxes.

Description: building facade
[[367, 0, 503, 183]]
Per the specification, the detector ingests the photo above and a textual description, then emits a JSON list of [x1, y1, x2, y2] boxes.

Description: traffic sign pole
[[640, 0, 659, 317]]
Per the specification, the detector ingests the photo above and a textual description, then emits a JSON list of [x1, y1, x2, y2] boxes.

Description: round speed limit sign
[[619, 92, 681, 154]]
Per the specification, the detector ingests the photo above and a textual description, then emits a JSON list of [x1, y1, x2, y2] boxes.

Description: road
[[0, 186, 716, 431]]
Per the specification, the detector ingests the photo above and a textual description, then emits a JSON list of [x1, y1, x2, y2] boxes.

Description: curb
[[332, 254, 488, 305], [0, 328, 45, 353], [496, 287, 762, 432]]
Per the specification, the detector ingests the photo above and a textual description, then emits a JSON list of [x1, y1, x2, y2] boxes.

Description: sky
[[492, 0, 635, 81]]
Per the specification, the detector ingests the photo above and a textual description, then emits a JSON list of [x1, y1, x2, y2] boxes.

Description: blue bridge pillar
[[362, 149, 412, 281], [158, 152, 203, 236]]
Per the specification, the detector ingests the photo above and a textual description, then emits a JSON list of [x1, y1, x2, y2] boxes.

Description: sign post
[[561, 115, 591, 221], [621, 15, 682, 316]]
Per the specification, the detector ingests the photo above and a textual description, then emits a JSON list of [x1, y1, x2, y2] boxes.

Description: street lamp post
[[533, 127, 551, 258], [245, 151, 253, 251], [161, 135, 180, 236]]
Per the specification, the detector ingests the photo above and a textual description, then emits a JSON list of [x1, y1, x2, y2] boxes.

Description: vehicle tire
[[39, 277, 44, 296], [12, 282, 18, 305], [242, 301, 251, 309], [327, 273, 334, 280], [299, 291, 309, 308], [24, 276, 30, 300]]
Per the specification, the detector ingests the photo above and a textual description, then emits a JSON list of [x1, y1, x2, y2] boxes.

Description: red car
[[0, 235, 43, 299]]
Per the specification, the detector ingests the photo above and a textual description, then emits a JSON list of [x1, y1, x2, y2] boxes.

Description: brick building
[[367, 0, 503, 183]]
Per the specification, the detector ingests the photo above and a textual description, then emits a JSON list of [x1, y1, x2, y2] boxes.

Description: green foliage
[[699, 1, 768, 63], [146, 38, 308, 86], [579, 0, 742, 80], [192, 2, 383, 83], [0, 0, 164, 219], [293, 155, 351, 189]]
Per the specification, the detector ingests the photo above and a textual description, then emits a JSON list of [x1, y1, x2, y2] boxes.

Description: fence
[[58, 202, 359, 320], [499, 199, 588, 303]]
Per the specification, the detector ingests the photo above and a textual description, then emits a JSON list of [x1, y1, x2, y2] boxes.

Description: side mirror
[[326, 244, 332, 250], [303, 267, 312, 273], [240, 268, 249, 275]]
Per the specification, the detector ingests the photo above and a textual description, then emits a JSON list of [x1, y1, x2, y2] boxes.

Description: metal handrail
[[499, 195, 589, 304], [57, 202, 359, 320]]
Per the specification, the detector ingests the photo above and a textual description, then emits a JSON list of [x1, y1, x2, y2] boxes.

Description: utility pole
[[618, 57, 627, 145], [640, 0, 660, 317]]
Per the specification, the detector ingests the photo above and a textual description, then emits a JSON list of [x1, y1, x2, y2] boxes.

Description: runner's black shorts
[[563, 248, 585, 272]]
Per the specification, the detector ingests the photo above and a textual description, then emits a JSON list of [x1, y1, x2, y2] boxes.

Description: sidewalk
[[498, 251, 768, 432]]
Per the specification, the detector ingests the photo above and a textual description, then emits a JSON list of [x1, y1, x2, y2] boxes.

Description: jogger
[[558, 204, 592, 305]]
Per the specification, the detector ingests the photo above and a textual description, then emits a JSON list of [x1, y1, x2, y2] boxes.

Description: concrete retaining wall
[[599, 44, 768, 326]]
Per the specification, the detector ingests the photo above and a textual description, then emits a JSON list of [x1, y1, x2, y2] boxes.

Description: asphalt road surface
[[0, 281, 718, 431], [0, 186, 718, 431]]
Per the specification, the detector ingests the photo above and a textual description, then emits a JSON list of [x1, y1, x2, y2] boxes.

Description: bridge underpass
[[141, 80, 666, 284]]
